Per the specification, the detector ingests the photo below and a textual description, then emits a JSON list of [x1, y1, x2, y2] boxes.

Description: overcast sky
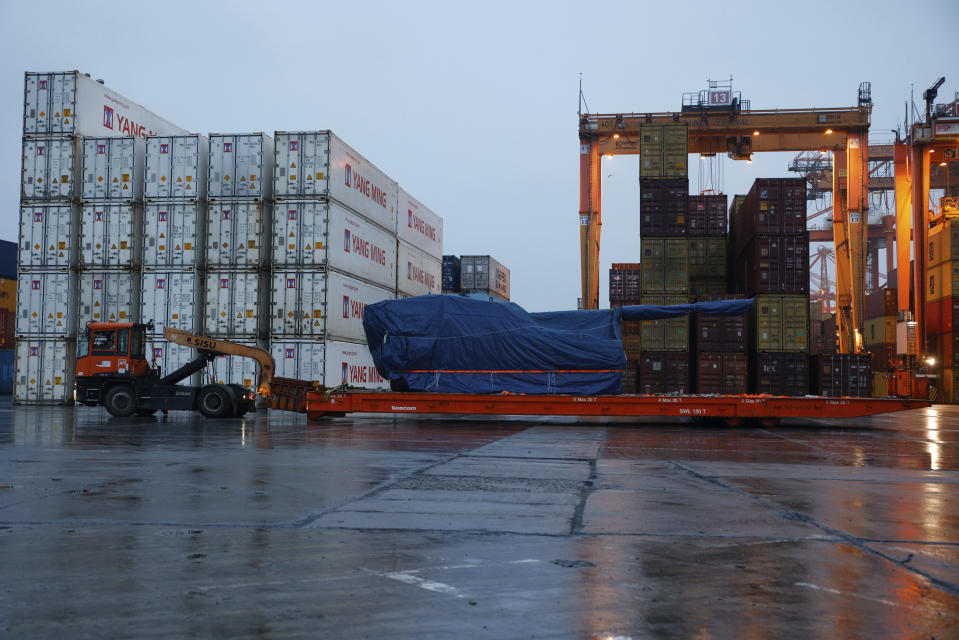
[[1, 0, 957, 311]]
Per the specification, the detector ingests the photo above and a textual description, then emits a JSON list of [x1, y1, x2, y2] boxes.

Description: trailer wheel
[[198, 385, 233, 419], [104, 385, 137, 417]]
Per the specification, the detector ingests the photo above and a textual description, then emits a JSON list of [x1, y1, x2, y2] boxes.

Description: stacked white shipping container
[[17, 71, 188, 403], [271, 131, 401, 389], [396, 188, 443, 299], [204, 134, 274, 388], [142, 134, 208, 382]]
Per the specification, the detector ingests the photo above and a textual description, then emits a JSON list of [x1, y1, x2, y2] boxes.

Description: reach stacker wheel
[[198, 385, 233, 419], [103, 385, 137, 418]]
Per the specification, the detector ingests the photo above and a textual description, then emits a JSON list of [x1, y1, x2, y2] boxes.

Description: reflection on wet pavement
[[1, 403, 958, 637]]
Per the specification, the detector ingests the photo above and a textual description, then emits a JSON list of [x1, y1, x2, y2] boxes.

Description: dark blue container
[[0, 349, 13, 394], [441, 255, 461, 292], [0, 239, 15, 279]]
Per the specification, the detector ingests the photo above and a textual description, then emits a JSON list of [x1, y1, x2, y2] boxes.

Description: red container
[[943, 297, 959, 333], [731, 178, 807, 257], [640, 179, 688, 236], [865, 288, 897, 320], [926, 299, 942, 335], [869, 343, 898, 371], [687, 194, 728, 236], [638, 351, 690, 394], [695, 352, 747, 394], [733, 235, 809, 295], [749, 353, 809, 396], [928, 332, 959, 367]]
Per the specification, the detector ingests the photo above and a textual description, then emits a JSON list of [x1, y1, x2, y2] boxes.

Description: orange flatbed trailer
[[305, 391, 929, 423]]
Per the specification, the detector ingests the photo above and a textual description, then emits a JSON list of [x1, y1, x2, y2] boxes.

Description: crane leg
[[579, 136, 602, 309]]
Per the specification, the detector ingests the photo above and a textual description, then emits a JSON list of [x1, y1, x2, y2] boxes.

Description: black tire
[[197, 385, 233, 419], [103, 385, 137, 418]]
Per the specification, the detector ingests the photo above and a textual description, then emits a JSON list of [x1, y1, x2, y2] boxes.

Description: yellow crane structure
[[578, 82, 872, 353]]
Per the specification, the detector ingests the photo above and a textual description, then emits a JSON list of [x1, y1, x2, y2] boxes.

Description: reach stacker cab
[[74, 321, 271, 418]]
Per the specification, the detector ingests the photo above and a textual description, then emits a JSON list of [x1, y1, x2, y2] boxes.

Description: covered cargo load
[[363, 296, 752, 395]]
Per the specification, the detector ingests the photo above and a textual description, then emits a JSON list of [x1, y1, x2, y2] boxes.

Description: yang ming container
[[17, 271, 77, 336], [80, 204, 135, 268], [23, 71, 189, 138], [21, 137, 78, 201], [270, 269, 394, 340], [203, 271, 268, 337], [142, 203, 200, 268], [271, 338, 389, 390], [14, 337, 75, 403], [141, 271, 200, 333], [397, 188, 442, 259], [206, 201, 268, 268], [273, 131, 397, 232], [272, 201, 397, 290], [460, 255, 510, 300], [146, 339, 200, 385], [18, 203, 78, 269], [145, 135, 209, 200], [77, 270, 138, 325], [208, 133, 274, 200], [209, 338, 268, 390], [397, 241, 442, 297], [80, 137, 143, 201]]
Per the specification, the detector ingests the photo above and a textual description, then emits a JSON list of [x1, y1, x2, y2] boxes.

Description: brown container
[[749, 353, 809, 396], [731, 178, 806, 258], [622, 334, 642, 359], [822, 314, 837, 352], [609, 264, 642, 304], [640, 179, 688, 236], [693, 295, 747, 353], [865, 288, 898, 320], [638, 351, 690, 394], [687, 195, 728, 236], [868, 343, 898, 371], [695, 352, 747, 394], [622, 360, 638, 394], [927, 332, 959, 368]]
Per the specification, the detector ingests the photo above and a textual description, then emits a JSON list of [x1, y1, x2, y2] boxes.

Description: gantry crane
[[578, 81, 872, 353]]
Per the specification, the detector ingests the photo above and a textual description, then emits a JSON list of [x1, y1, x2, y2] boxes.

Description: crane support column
[[912, 144, 931, 356], [579, 135, 601, 309], [846, 131, 868, 351], [833, 150, 854, 353], [894, 142, 912, 315]]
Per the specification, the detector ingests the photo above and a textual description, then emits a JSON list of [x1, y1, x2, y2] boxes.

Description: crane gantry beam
[[578, 101, 871, 354]]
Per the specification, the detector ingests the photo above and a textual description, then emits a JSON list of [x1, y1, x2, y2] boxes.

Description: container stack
[[730, 178, 811, 395], [459, 255, 510, 301], [77, 137, 141, 335], [270, 131, 399, 389], [141, 134, 209, 382], [397, 189, 443, 300], [609, 263, 642, 392], [926, 220, 959, 401], [0, 241, 16, 394], [687, 195, 728, 297], [692, 294, 747, 394], [638, 123, 689, 394], [16, 71, 188, 403], [863, 287, 897, 395]]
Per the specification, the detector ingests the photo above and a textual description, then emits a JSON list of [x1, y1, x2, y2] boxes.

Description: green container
[[688, 236, 726, 280], [928, 219, 959, 267], [751, 294, 809, 352], [641, 237, 689, 293], [640, 294, 689, 351]]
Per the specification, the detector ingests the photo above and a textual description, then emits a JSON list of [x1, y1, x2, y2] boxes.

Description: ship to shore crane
[[578, 80, 871, 353]]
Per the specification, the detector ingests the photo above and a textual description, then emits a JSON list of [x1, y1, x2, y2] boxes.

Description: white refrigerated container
[[80, 204, 135, 268], [141, 271, 200, 333], [17, 271, 77, 336], [21, 137, 77, 201], [270, 269, 394, 340], [203, 270, 267, 337], [142, 203, 200, 268], [397, 240, 442, 297], [14, 337, 75, 403], [23, 71, 189, 138], [80, 137, 143, 201], [272, 200, 396, 289], [145, 134, 208, 200], [208, 133, 274, 200], [145, 338, 200, 385], [273, 131, 396, 232], [206, 201, 268, 268], [18, 203, 77, 269], [397, 187, 443, 259], [205, 338, 267, 390], [77, 270, 137, 325], [270, 338, 388, 389]]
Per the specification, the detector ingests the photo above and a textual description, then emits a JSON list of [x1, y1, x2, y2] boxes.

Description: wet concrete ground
[[1, 401, 958, 638]]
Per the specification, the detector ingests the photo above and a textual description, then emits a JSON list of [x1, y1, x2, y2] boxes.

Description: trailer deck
[[305, 391, 929, 422]]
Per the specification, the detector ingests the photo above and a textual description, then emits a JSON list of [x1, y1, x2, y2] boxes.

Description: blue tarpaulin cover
[[363, 295, 753, 395]]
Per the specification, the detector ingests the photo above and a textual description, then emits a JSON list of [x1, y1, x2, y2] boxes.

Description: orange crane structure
[[578, 81, 872, 353]]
